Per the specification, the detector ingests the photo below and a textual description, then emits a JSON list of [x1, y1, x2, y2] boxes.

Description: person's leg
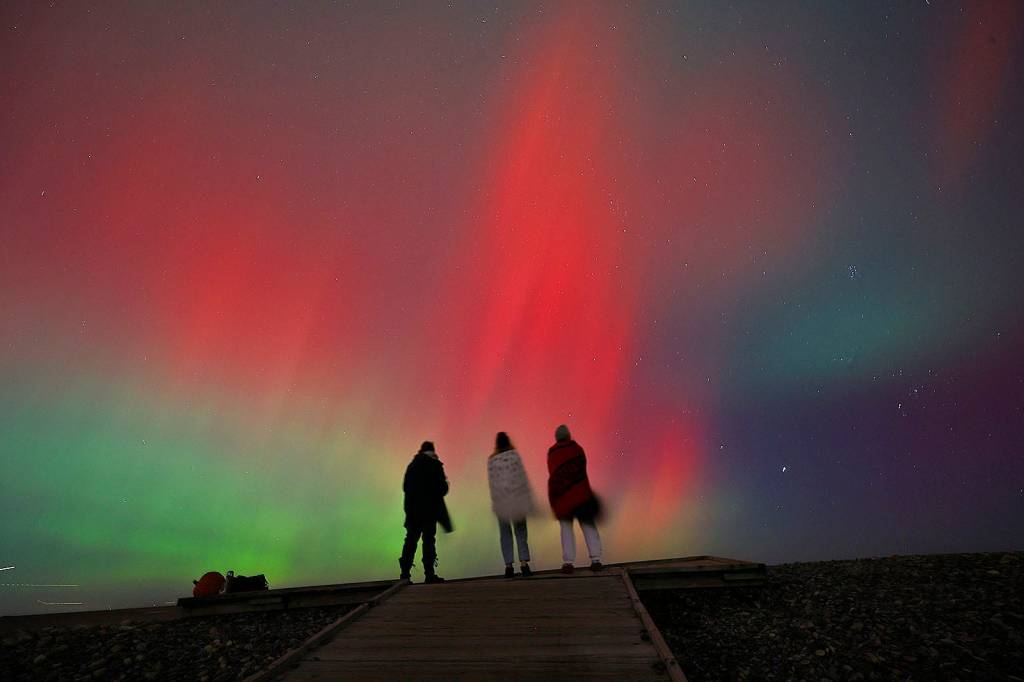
[[559, 519, 576, 564], [399, 526, 421, 577], [498, 518, 514, 566], [580, 520, 603, 563], [514, 519, 530, 563], [421, 521, 438, 573]]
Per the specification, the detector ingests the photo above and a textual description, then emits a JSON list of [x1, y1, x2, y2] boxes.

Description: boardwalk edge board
[[1, 557, 763, 632], [622, 568, 688, 682], [244, 580, 409, 682], [176, 579, 399, 618]]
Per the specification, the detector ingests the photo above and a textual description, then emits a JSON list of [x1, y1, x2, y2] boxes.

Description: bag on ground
[[225, 573, 269, 593], [192, 571, 226, 598]]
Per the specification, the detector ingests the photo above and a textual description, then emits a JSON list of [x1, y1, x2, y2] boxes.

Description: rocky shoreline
[[3, 552, 1020, 680], [0, 604, 354, 681], [644, 552, 1023, 681]]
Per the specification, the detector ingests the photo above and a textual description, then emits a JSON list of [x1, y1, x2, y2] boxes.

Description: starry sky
[[2, 1, 1022, 615]]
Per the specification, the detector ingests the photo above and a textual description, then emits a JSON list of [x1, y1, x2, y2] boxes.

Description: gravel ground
[[0, 604, 354, 681], [643, 552, 1023, 681]]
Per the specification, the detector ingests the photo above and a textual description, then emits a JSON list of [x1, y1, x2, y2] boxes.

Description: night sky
[[2, 1, 1022, 615]]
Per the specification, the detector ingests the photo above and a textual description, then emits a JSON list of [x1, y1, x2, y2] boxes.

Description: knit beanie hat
[[419, 440, 435, 454], [554, 424, 571, 441]]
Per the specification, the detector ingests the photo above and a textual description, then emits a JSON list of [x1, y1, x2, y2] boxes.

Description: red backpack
[[192, 571, 226, 598]]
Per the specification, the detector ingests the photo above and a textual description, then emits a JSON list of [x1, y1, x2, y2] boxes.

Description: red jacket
[[547, 440, 596, 520]]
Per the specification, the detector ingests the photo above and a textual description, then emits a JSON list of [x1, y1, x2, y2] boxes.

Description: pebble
[[0, 605, 355, 681], [5, 553, 1021, 680], [643, 552, 1024, 680]]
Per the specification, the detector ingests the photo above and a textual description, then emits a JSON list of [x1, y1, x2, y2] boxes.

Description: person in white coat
[[487, 432, 536, 577]]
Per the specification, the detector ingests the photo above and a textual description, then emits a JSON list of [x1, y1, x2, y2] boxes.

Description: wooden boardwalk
[[277, 569, 678, 681]]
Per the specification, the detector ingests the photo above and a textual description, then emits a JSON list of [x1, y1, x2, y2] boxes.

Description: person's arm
[[438, 463, 450, 497], [512, 453, 529, 485]]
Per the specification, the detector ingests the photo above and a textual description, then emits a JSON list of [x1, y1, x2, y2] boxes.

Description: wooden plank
[[722, 571, 768, 581], [320, 633, 649, 646], [243, 603, 369, 682], [362, 580, 410, 606], [341, 620, 642, 633], [282, 571, 670, 682], [178, 579, 397, 606], [286, 659, 667, 681], [628, 563, 766, 576], [448, 567, 626, 582], [365, 601, 636, 612], [631, 570, 766, 591], [403, 575, 625, 587], [310, 648, 658, 662], [179, 592, 380, 618], [397, 581, 624, 591], [394, 584, 627, 598], [611, 555, 761, 568], [625, 555, 767, 593], [246, 580, 408, 682], [398, 581, 626, 591], [701, 555, 764, 565], [622, 568, 687, 682], [178, 579, 396, 608], [369, 591, 628, 601], [274, 557, 764, 681]]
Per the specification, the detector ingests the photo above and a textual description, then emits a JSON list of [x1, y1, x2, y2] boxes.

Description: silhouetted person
[[547, 424, 603, 573], [399, 441, 451, 583], [487, 431, 536, 578]]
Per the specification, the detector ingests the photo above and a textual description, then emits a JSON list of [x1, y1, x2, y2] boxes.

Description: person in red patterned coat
[[547, 424, 603, 573]]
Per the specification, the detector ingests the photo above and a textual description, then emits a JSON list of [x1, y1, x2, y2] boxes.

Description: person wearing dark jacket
[[399, 441, 452, 583], [547, 424, 603, 573]]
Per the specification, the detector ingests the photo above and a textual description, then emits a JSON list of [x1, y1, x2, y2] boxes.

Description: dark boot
[[520, 563, 532, 578], [398, 557, 412, 581], [420, 523, 441, 582], [424, 554, 445, 583], [504, 564, 515, 578]]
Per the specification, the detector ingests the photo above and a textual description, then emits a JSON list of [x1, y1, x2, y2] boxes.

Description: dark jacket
[[403, 452, 453, 532]]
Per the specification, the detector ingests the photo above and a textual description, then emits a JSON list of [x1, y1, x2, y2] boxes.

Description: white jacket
[[487, 449, 536, 521]]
